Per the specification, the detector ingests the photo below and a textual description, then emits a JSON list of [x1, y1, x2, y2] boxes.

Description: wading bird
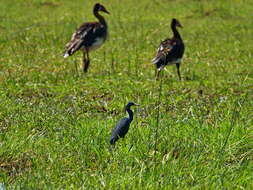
[[110, 102, 139, 145], [63, 3, 109, 73], [152, 18, 185, 80]]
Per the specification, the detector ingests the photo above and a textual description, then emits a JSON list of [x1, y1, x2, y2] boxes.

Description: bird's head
[[94, 3, 110, 14], [171, 18, 182, 28], [124, 101, 139, 111]]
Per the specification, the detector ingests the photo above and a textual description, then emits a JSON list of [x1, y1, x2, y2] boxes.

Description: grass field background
[[0, 0, 252, 189]]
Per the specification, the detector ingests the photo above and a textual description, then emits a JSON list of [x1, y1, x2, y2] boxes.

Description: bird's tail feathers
[[152, 55, 165, 71], [110, 138, 116, 145], [63, 52, 69, 58], [63, 39, 83, 58], [151, 56, 159, 65]]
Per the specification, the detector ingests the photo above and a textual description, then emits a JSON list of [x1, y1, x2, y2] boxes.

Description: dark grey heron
[[110, 102, 139, 145]]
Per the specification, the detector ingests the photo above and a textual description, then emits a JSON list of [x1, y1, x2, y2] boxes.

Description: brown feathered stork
[[63, 3, 109, 73], [152, 18, 185, 80]]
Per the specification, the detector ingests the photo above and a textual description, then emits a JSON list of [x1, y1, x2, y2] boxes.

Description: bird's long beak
[[102, 8, 110, 14], [177, 23, 183, 28], [134, 103, 140, 106]]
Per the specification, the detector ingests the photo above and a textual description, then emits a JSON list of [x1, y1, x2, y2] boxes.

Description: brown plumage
[[152, 18, 185, 80], [64, 3, 109, 73]]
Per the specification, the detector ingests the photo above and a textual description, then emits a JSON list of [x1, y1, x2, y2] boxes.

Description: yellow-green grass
[[0, 0, 252, 189]]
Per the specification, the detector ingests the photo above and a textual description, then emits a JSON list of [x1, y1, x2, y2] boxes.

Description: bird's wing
[[156, 38, 173, 52], [64, 22, 105, 57], [111, 118, 130, 139], [152, 38, 183, 69], [153, 38, 173, 62]]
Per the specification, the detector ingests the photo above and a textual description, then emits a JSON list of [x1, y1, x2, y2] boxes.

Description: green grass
[[0, 0, 252, 189]]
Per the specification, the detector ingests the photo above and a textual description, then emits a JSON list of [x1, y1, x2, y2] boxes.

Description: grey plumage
[[110, 102, 139, 145]]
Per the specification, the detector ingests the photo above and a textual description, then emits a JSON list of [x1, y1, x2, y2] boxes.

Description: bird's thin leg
[[176, 63, 181, 81], [83, 49, 90, 73], [74, 59, 79, 76], [155, 69, 157, 78], [82, 51, 87, 72], [156, 70, 161, 80]]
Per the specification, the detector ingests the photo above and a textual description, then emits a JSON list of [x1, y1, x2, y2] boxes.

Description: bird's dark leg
[[176, 63, 181, 81], [155, 69, 157, 78], [156, 70, 161, 80], [83, 49, 90, 73], [82, 51, 87, 72]]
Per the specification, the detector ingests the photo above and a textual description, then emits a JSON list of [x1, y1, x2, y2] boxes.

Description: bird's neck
[[126, 109, 133, 122], [94, 11, 107, 26], [171, 25, 181, 40]]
